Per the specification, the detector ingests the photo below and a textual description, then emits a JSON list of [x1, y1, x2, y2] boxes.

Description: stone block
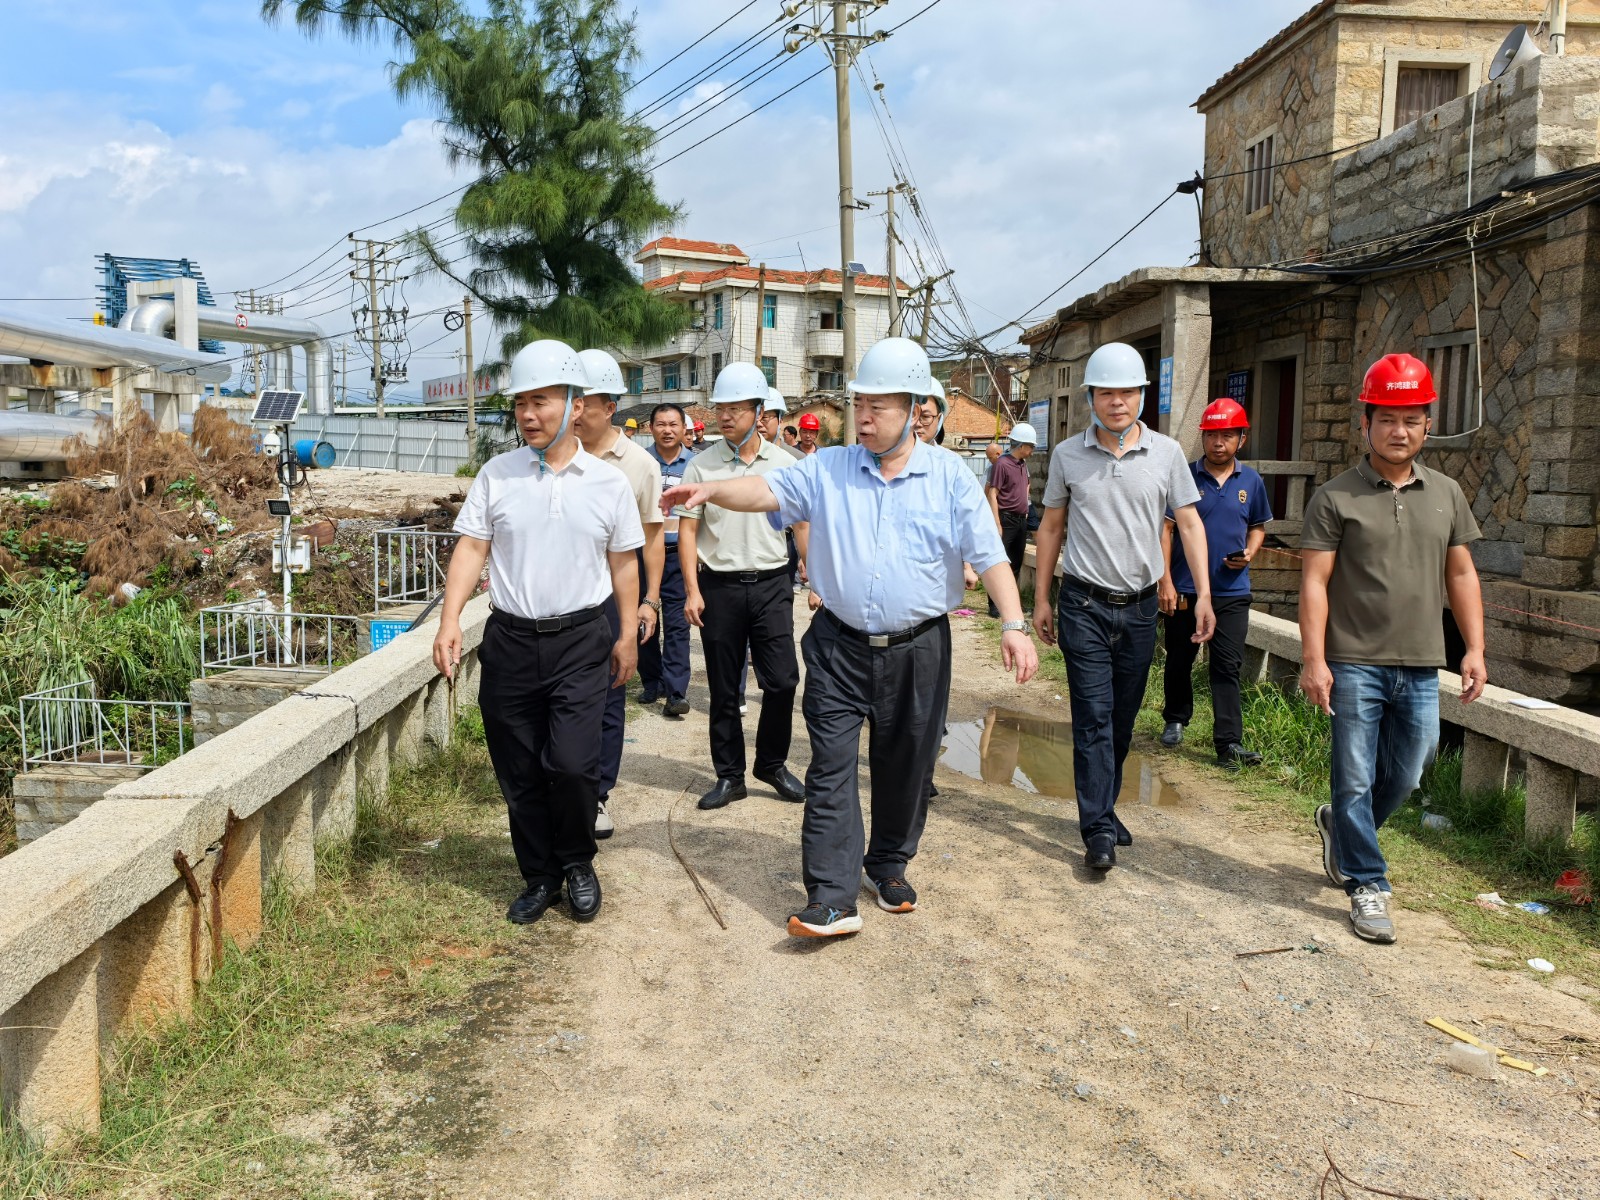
[[1541, 524, 1596, 559], [1460, 731, 1510, 796], [1470, 540, 1524, 576], [262, 779, 316, 897], [1525, 492, 1594, 527], [215, 809, 264, 955], [0, 944, 101, 1145], [98, 881, 193, 1041], [314, 745, 358, 845], [1525, 755, 1577, 840]]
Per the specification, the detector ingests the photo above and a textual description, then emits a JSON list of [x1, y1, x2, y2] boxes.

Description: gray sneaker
[[1315, 804, 1346, 887], [1349, 885, 1396, 943]]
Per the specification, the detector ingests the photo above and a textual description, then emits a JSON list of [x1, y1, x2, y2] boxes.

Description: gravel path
[[339, 609, 1600, 1199]]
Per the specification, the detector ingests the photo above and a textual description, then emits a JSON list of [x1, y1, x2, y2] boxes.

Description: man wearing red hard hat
[[1299, 352, 1486, 945], [1157, 397, 1273, 769], [796, 411, 821, 455]]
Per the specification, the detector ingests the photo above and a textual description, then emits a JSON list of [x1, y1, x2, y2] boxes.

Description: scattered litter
[[1515, 901, 1551, 915], [1511, 697, 1559, 710], [1072, 1082, 1094, 1100], [117, 582, 142, 602], [1218, 1094, 1233, 1106], [1420, 812, 1454, 831], [419, 838, 442, 850], [1445, 1043, 1500, 1079], [1117, 1025, 1139, 1043], [1554, 869, 1593, 905], [951, 608, 976, 617], [1475, 892, 1509, 910], [1427, 1017, 1549, 1076], [1528, 958, 1555, 974]]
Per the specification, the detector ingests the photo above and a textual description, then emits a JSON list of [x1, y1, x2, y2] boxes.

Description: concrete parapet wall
[[0, 595, 488, 1145]]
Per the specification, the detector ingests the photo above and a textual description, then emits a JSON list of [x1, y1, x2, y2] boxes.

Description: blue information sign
[[1158, 357, 1174, 415], [1226, 369, 1250, 403]]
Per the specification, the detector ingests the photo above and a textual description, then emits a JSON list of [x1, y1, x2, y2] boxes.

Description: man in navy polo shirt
[[640, 402, 695, 717], [1157, 398, 1273, 769]]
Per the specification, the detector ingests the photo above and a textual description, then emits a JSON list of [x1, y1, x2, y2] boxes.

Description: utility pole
[[364, 241, 385, 418], [338, 342, 348, 408], [463, 294, 478, 441], [787, 1, 890, 444], [916, 269, 954, 349], [868, 182, 909, 335], [349, 237, 407, 419], [752, 264, 768, 366]]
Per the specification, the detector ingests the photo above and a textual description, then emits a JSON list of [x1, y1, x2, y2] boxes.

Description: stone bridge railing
[[1245, 609, 1598, 839], [0, 595, 489, 1145]]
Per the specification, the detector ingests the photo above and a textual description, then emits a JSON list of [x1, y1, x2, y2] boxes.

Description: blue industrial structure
[[97, 254, 226, 353]]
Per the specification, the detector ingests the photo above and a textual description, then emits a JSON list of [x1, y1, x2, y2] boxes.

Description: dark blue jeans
[[638, 549, 690, 700], [1329, 663, 1439, 894], [1060, 583, 1160, 846]]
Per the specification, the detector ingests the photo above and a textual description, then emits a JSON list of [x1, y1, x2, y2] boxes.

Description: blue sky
[[0, 0, 1309, 400]]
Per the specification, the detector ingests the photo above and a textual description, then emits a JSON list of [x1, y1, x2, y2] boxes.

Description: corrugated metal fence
[[295, 413, 478, 474]]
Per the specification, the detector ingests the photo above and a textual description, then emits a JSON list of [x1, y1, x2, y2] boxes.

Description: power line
[[652, 63, 831, 171], [626, 0, 765, 95], [632, 14, 789, 123]]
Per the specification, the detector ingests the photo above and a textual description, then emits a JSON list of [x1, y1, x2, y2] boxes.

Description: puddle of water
[[940, 707, 1184, 807]]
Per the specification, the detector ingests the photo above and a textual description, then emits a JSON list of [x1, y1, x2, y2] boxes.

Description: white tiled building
[[615, 237, 912, 407]]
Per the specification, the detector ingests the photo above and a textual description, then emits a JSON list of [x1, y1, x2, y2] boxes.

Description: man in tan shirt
[[575, 349, 663, 839], [676, 363, 805, 812]]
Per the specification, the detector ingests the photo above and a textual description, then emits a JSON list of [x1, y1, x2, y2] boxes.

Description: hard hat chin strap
[[533, 387, 575, 477], [1089, 389, 1139, 450]]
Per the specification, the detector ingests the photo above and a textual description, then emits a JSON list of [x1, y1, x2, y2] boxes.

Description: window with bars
[[1421, 334, 1477, 438], [687, 357, 699, 388], [625, 366, 644, 396], [663, 361, 681, 391], [712, 293, 724, 330], [1395, 65, 1465, 130], [712, 352, 724, 380], [763, 294, 778, 329], [761, 356, 777, 386], [1245, 133, 1275, 214]]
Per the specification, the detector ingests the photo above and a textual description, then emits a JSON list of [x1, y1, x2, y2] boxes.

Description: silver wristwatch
[[999, 619, 1030, 634]]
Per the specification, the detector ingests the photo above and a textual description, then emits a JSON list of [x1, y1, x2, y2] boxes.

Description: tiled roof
[[645, 264, 911, 292], [1193, 0, 1334, 110], [638, 237, 747, 258]]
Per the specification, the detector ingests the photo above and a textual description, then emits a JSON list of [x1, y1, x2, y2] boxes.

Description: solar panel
[[252, 390, 304, 424]]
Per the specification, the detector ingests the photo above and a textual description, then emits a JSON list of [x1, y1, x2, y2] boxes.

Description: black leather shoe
[[1160, 721, 1184, 747], [1115, 827, 1133, 848], [565, 863, 602, 921], [754, 765, 806, 803], [663, 695, 690, 717], [1085, 835, 1117, 871], [1216, 743, 1263, 770], [698, 778, 748, 810], [507, 882, 561, 925], [638, 686, 660, 705]]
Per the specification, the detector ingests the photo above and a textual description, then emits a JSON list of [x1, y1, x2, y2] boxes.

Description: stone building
[[1022, 1, 1600, 702]]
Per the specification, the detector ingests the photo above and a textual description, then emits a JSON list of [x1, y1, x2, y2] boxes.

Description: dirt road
[[330, 609, 1600, 1199]]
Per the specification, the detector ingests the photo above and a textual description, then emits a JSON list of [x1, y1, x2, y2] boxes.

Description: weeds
[[0, 712, 518, 1199]]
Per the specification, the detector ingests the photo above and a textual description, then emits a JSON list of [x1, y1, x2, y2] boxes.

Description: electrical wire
[[652, 63, 831, 171], [625, 0, 764, 95], [649, 49, 795, 143], [632, 13, 790, 124]]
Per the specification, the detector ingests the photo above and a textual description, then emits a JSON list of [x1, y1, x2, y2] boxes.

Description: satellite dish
[[1489, 24, 1542, 81]]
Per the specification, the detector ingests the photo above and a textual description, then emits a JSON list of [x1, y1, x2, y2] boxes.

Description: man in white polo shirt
[[574, 348, 664, 841], [433, 340, 643, 926]]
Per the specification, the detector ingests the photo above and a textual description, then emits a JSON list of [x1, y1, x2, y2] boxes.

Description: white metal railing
[[199, 600, 363, 676], [373, 527, 459, 610], [19, 680, 189, 772]]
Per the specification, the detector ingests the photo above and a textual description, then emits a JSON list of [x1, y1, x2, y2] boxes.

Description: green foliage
[[264, 0, 688, 352]]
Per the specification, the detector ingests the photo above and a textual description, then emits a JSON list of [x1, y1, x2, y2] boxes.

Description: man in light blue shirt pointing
[[662, 337, 1038, 939]]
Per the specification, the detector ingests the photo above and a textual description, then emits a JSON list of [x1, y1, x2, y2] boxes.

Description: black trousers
[[638, 549, 691, 700], [478, 611, 610, 888], [1000, 509, 1028, 577], [699, 572, 799, 780], [1162, 593, 1253, 751], [800, 613, 951, 910]]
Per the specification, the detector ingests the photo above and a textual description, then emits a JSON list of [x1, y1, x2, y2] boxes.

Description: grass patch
[[972, 598, 1600, 987], [0, 710, 528, 1199]]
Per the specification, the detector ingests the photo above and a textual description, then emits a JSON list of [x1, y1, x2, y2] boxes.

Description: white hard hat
[[764, 386, 787, 415], [1008, 422, 1038, 445], [1082, 342, 1148, 390], [927, 376, 947, 415], [847, 336, 936, 398], [710, 362, 770, 405], [578, 348, 626, 398], [508, 339, 589, 395]]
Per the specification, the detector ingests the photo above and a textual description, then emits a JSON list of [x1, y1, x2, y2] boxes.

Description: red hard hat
[[799, 413, 821, 431], [1359, 353, 1436, 406], [693, 420, 705, 432], [1199, 398, 1249, 431]]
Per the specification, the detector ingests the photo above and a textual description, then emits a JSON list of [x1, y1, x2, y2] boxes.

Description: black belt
[[492, 605, 604, 634], [700, 566, 790, 584], [822, 607, 944, 649], [1063, 574, 1158, 607]]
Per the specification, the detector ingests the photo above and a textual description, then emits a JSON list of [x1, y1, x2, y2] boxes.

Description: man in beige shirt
[[575, 349, 663, 839], [676, 362, 805, 812]]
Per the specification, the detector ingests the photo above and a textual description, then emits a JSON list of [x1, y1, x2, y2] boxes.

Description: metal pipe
[[0, 306, 229, 378], [0, 411, 108, 462], [122, 300, 335, 414]]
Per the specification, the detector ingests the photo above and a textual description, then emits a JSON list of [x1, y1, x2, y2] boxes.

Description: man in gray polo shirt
[[1032, 342, 1215, 871]]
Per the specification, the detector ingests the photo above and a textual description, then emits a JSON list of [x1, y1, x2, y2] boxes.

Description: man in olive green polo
[[1299, 352, 1486, 946]]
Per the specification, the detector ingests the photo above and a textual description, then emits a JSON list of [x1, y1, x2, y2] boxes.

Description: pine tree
[[263, 0, 687, 353]]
